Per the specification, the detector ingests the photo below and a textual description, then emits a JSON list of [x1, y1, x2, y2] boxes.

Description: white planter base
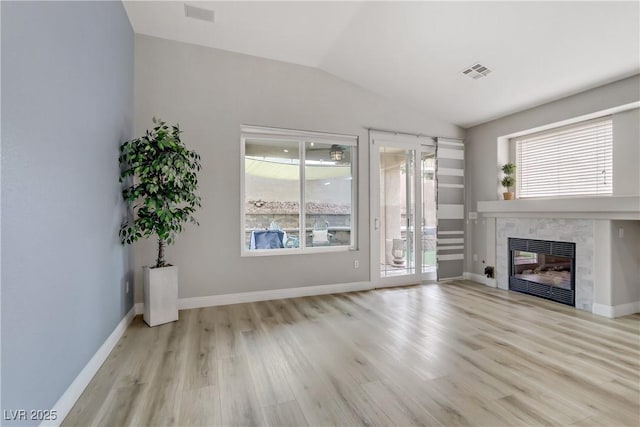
[[143, 265, 178, 327]]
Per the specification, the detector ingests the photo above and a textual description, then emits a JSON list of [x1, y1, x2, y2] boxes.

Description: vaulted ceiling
[[123, 1, 640, 128]]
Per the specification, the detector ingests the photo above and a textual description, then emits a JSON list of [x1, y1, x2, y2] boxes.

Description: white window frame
[[512, 116, 613, 199], [240, 125, 358, 257]]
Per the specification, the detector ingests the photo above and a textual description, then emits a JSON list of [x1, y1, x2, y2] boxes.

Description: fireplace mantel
[[477, 196, 640, 220]]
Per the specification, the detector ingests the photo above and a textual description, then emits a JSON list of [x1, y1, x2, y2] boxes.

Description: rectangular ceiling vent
[[462, 63, 492, 80], [184, 3, 215, 23]]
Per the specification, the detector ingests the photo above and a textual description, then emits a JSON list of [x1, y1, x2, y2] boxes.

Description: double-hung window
[[241, 126, 357, 255], [515, 117, 613, 198]]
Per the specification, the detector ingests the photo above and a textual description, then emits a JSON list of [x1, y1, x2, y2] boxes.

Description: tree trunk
[[157, 239, 166, 268]]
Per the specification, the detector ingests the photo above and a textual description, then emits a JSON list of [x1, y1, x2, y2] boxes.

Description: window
[[241, 126, 356, 255], [515, 117, 612, 198]]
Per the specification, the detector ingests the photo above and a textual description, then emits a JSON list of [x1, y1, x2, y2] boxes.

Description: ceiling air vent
[[184, 3, 215, 23], [461, 63, 492, 80]]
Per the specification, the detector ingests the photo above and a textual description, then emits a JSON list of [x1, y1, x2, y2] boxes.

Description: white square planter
[[143, 265, 178, 327]]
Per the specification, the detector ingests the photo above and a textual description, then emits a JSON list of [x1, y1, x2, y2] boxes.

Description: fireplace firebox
[[508, 238, 575, 306]]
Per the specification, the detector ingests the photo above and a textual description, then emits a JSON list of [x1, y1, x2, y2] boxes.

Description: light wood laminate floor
[[64, 281, 640, 426]]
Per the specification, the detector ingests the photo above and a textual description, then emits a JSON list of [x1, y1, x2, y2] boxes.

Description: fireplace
[[509, 238, 575, 306]]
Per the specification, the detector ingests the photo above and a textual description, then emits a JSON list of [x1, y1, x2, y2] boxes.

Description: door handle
[[374, 218, 380, 230]]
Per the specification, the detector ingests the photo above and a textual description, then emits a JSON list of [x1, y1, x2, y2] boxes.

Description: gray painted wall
[[610, 220, 640, 306], [464, 75, 640, 276], [612, 108, 640, 196], [134, 34, 464, 301], [1, 1, 133, 423]]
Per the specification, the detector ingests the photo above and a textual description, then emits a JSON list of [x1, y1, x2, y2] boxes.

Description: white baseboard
[[439, 275, 465, 282], [592, 303, 614, 318], [178, 281, 373, 310], [42, 305, 138, 427], [463, 272, 497, 288], [592, 301, 640, 318], [134, 302, 144, 315]]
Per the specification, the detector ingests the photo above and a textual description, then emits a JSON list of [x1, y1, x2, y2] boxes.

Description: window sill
[[477, 196, 640, 220], [242, 245, 355, 257]]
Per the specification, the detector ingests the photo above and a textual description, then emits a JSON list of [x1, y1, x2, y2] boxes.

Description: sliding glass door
[[370, 132, 437, 287], [378, 145, 415, 279], [421, 150, 437, 279]]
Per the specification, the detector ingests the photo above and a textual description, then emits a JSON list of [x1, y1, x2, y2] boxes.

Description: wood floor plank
[[218, 356, 266, 426], [494, 393, 565, 426], [94, 384, 146, 427], [213, 306, 242, 359], [423, 377, 514, 427], [241, 329, 295, 407], [62, 281, 640, 427], [182, 307, 218, 390], [361, 380, 442, 427], [261, 400, 309, 427], [475, 332, 638, 420], [176, 385, 222, 427]]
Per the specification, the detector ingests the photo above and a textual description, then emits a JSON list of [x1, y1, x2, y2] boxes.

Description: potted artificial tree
[[119, 118, 201, 326], [501, 163, 516, 200]]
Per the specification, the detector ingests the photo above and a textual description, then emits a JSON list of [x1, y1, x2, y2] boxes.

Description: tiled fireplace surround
[[496, 218, 594, 311], [476, 197, 640, 317]]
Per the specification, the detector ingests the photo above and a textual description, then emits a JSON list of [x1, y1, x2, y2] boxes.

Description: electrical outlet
[[619, 228, 624, 238], [473, 254, 478, 262], [354, 260, 359, 269]]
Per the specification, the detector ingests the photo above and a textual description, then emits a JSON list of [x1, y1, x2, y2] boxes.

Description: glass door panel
[[379, 147, 415, 278], [421, 149, 437, 280], [370, 132, 437, 287]]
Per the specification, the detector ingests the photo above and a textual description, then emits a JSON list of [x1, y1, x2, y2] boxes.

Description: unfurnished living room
[[2, 1, 639, 426]]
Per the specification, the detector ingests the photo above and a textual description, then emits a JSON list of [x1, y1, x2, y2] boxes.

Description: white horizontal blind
[[516, 117, 613, 198]]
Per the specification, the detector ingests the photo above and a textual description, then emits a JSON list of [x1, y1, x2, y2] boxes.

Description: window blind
[[515, 117, 613, 198]]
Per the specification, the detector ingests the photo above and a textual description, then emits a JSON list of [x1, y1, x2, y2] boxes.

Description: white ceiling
[[123, 1, 640, 128]]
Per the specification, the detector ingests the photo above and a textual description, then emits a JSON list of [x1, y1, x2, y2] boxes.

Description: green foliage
[[501, 163, 516, 190], [501, 162, 516, 175], [118, 117, 201, 266], [501, 176, 516, 189]]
